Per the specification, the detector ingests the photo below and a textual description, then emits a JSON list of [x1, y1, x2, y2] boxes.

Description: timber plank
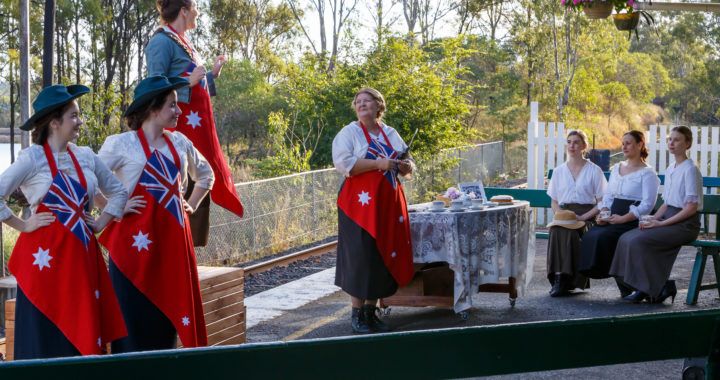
[[213, 332, 245, 346], [198, 267, 244, 287], [200, 277, 244, 298], [202, 290, 244, 311], [206, 312, 246, 336], [200, 284, 245, 303], [203, 301, 244, 325]]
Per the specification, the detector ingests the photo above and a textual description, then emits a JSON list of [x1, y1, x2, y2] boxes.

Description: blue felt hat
[[21, 84, 90, 131], [124, 75, 189, 117]]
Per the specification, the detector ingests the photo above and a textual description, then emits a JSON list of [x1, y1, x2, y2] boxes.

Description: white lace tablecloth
[[408, 201, 535, 312]]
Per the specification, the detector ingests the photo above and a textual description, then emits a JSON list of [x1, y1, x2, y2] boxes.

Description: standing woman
[[545, 130, 607, 296], [333, 87, 415, 334], [2, 85, 127, 359], [98, 76, 214, 352], [579, 130, 660, 290], [610, 126, 702, 303], [146, 0, 244, 246]]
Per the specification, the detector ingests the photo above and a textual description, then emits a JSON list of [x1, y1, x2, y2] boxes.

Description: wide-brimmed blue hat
[[21, 84, 90, 131], [124, 75, 189, 117]]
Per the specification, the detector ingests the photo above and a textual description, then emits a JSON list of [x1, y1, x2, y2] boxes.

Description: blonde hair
[[566, 129, 589, 146], [670, 125, 693, 149], [352, 87, 386, 120]]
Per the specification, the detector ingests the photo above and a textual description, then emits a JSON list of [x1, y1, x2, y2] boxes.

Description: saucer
[[449, 208, 465, 212], [483, 202, 499, 208], [429, 208, 447, 213], [470, 206, 485, 210]]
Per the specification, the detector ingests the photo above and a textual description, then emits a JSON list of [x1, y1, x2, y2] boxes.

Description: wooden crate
[[3, 266, 245, 358], [197, 266, 246, 346], [5, 298, 14, 361]]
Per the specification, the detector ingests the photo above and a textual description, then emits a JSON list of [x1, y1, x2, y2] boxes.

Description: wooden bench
[[2, 266, 245, 360], [0, 309, 717, 379], [485, 186, 720, 305]]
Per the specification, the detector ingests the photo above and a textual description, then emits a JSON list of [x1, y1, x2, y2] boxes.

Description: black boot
[[363, 305, 391, 333], [615, 278, 633, 298], [650, 280, 677, 304], [550, 274, 569, 297], [351, 307, 371, 334]]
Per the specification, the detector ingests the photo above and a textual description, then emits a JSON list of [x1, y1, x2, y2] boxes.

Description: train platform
[[245, 239, 719, 379]]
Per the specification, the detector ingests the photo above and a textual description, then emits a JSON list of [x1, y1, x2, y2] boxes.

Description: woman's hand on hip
[[23, 212, 55, 232], [183, 199, 195, 215], [123, 195, 147, 215]]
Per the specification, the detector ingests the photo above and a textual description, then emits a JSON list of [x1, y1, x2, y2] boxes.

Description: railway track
[[243, 241, 338, 275]]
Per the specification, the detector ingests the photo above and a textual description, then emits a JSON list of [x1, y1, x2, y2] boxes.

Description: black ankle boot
[[615, 278, 633, 298], [363, 305, 391, 333], [351, 307, 371, 334], [550, 274, 569, 297]]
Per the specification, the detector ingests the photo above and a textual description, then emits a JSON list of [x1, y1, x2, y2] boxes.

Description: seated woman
[[610, 126, 702, 303], [546, 130, 607, 297], [579, 130, 660, 292]]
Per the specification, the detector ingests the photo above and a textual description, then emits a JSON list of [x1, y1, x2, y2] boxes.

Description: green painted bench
[[0, 309, 718, 379], [485, 187, 720, 305]]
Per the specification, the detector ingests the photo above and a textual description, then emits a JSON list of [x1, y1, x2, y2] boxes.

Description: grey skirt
[[610, 206, 700, 297], [547, 203, 596, 289]]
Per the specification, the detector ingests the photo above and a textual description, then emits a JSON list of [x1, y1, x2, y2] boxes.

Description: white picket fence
[[526, 101, 720, 228], [647, 124, 720, 178]]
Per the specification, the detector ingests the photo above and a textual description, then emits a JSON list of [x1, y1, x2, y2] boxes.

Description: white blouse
[[332, 121, 408, 177], [0, 143, 128, 221], [98, 130, 214, 194], [546, 160, 607, 205], [600, 163, 660, 218], [663, 159, 703, 210]]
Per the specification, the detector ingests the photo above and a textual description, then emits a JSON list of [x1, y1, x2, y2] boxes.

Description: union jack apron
[[336, 123, 414, 296], [10, 144, 126, 358], [99, 131, 207, 350]]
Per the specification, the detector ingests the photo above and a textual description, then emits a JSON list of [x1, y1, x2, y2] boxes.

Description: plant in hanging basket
[[561, 0, 634, 19], [613, 7, 655, 40]]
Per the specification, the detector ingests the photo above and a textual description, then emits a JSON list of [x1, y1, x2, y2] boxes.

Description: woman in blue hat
[[98, 75, 214, 352], [0, 84, 128, 359]]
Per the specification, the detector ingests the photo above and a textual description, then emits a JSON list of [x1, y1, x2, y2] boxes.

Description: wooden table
[[382, 201, 535, 316]]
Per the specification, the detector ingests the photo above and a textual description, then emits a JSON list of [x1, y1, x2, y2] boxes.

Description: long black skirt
[[579, 198, 640, 279], [109, 259, 177, 353], [13, 287, 79, 360], [335, 208, 397, 299]]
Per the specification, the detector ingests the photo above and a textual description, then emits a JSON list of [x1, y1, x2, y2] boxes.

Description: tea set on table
[[422, 185, 512, 213]]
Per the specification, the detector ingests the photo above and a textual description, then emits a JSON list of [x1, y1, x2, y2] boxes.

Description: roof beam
[[634, 1, 720, 12]]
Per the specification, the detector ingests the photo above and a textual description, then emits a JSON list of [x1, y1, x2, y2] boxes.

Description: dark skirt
[[610, 206, 700, 297], [547, 203, 596, 289], [13, 288, 79, 360], [185, 178, 210, 247], [579, 199, 641, 279], [335, 208, 398, 299], [109, 259, 177, 353]]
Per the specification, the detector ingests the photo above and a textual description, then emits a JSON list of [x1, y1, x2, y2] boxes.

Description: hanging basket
[[613, 12, 640, 31], [583, 2, 613, 19]]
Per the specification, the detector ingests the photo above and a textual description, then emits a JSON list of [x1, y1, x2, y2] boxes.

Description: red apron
[[99, 131, 207, 347], [9, 144, 126, 355], [336, 123, 414, 286], [164, 25, 244, 218]]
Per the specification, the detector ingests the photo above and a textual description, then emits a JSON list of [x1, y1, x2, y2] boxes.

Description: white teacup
[[471, 199, 484, 209], [450, 200, 464, 210], [599, 210, 611, 220], [431, 201, 445, 210]]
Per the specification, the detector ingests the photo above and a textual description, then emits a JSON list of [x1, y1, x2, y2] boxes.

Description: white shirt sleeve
[[684, 165, 702, 206], [594, 166, 608, 201], [546, 170, 559, 201], [332, 127, 358, 177], [91, 150, 128, 218], [0, 149, 36, 221], [600, 166, 616, 210], [177, 133, 215, 190], [629, 169, 660, 218]]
